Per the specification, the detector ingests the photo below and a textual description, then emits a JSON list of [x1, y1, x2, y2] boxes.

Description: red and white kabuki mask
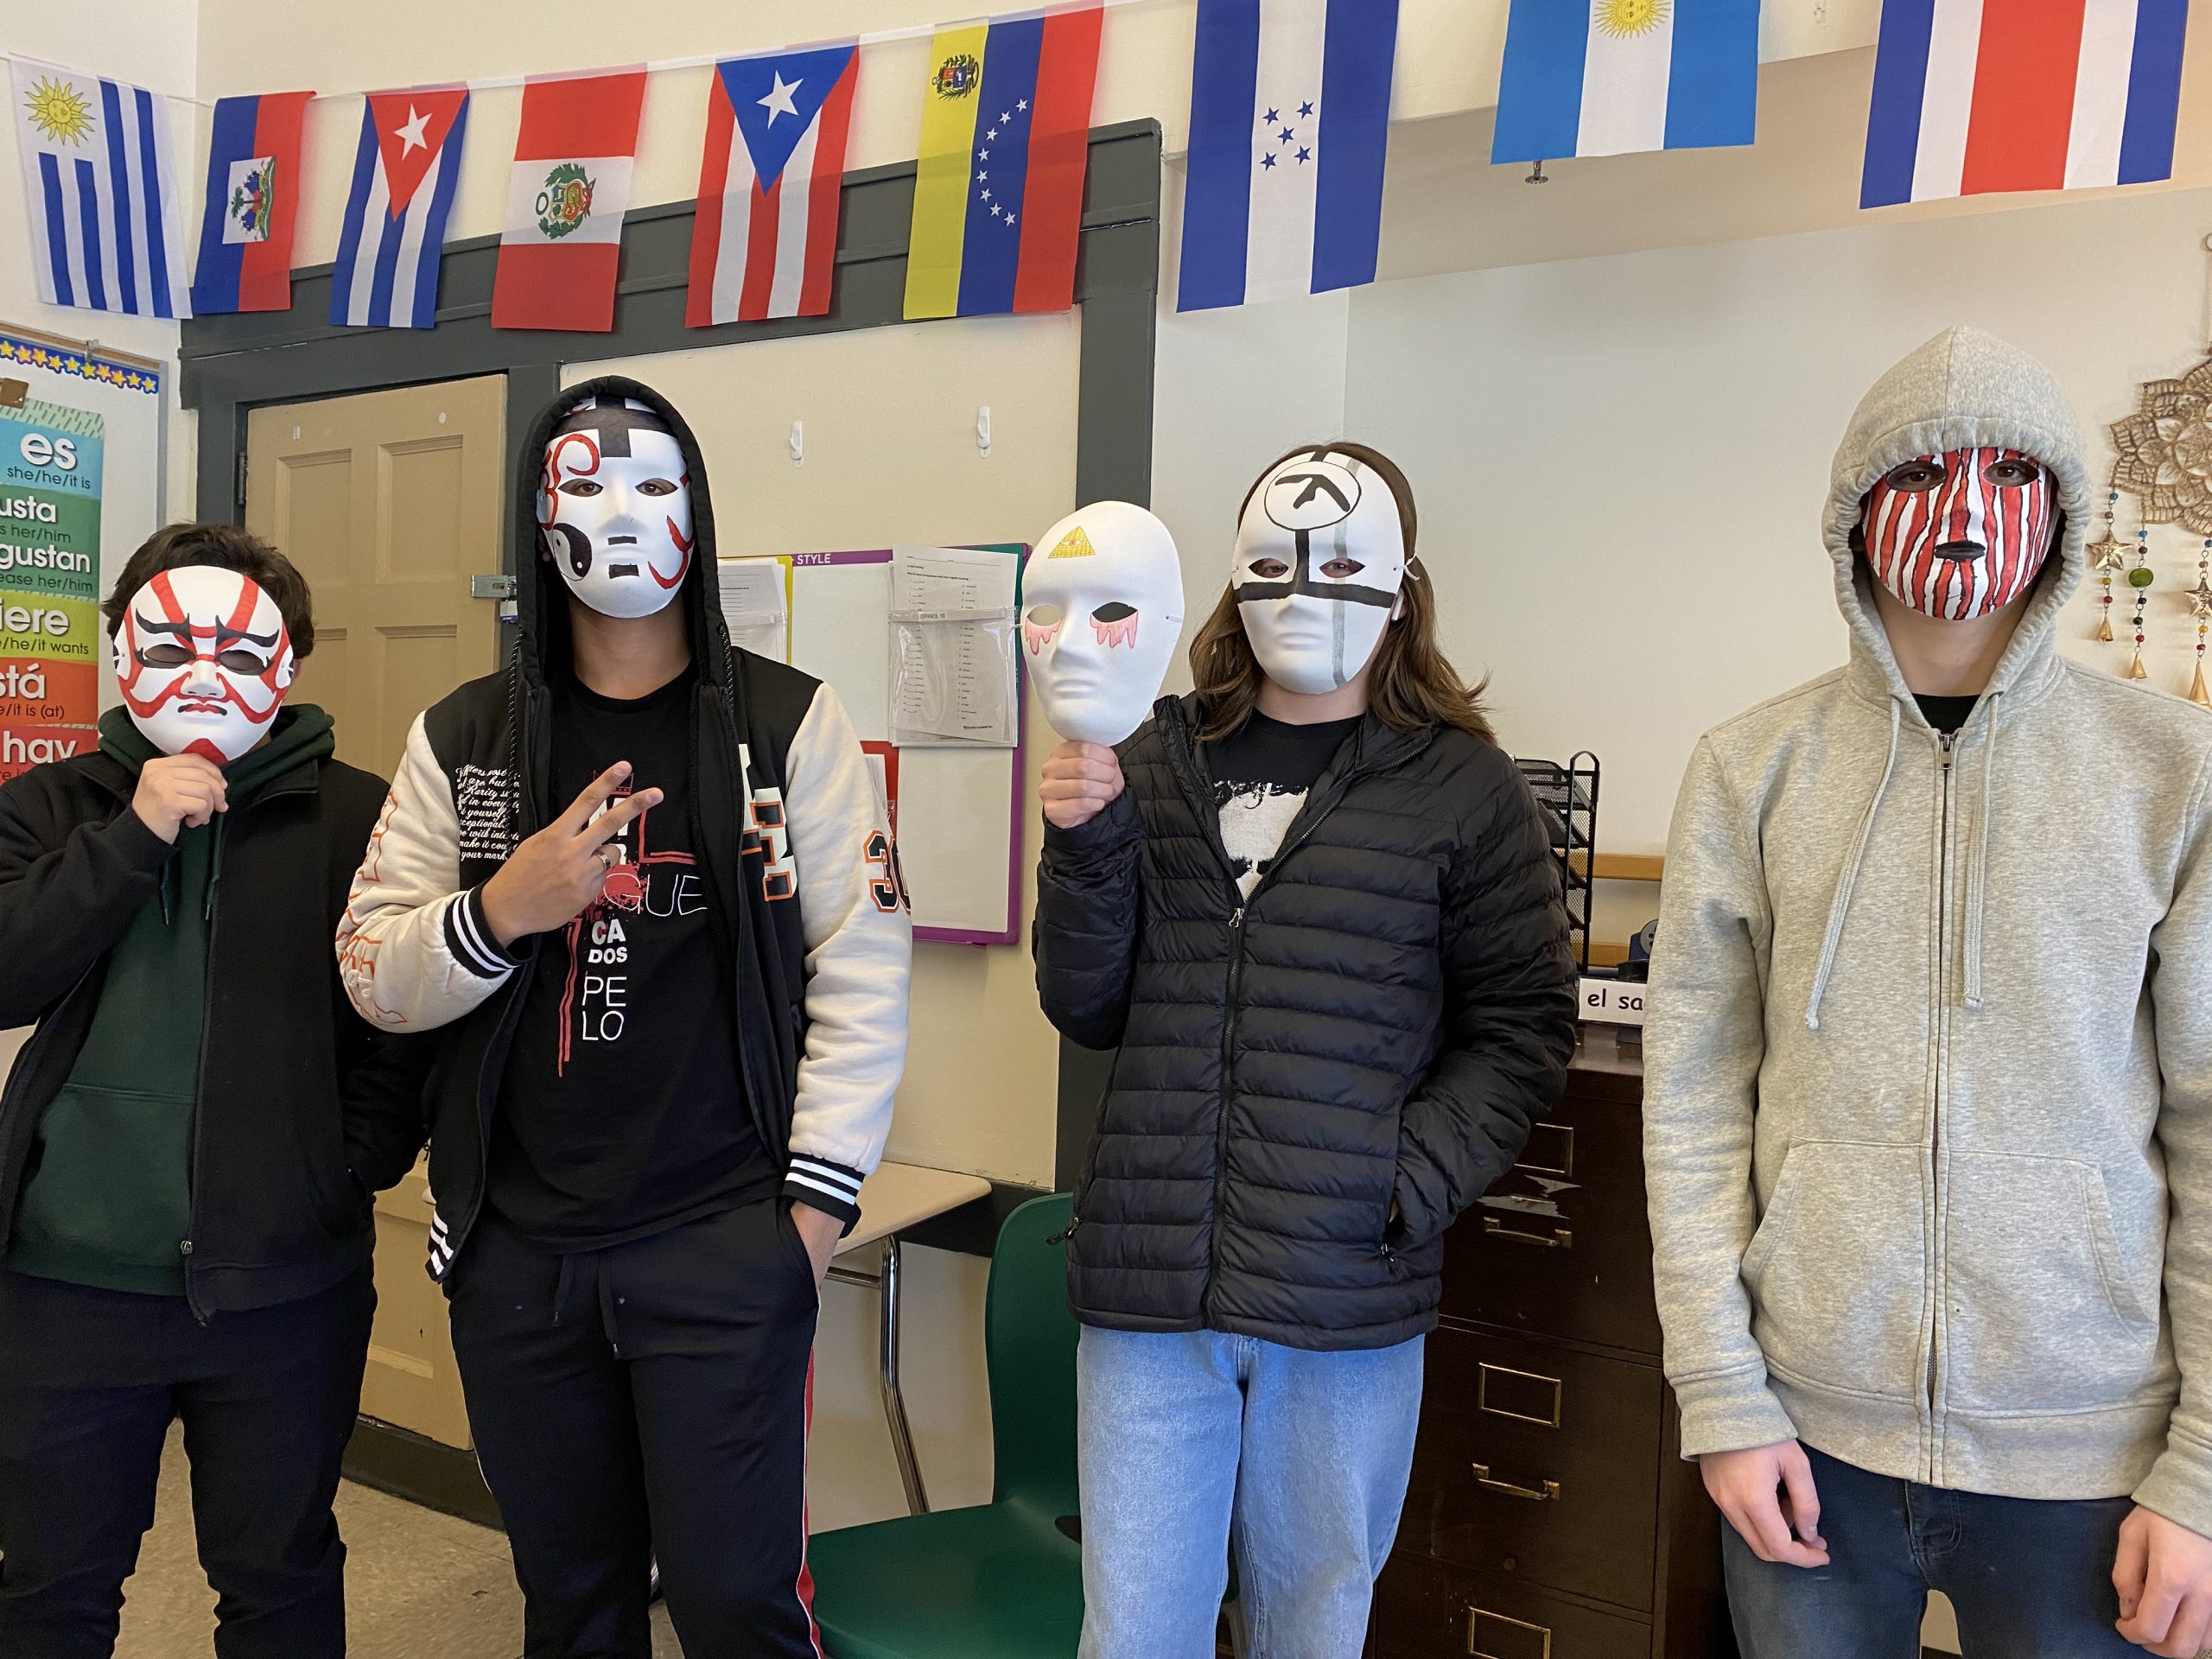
[[1860, 448, 2054, 622], [537, 397, 695, 620], [115, 565, 296, 764]]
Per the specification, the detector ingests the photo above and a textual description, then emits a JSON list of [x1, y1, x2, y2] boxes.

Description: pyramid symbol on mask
[[1048, 524, 1098, 560]]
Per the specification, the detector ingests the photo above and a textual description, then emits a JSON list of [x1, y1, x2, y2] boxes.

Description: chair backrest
[[984, 1193, 1080, 1516]]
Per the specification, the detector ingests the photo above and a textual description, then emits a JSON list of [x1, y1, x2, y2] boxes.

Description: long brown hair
[[1190, 442, 1491, 743]]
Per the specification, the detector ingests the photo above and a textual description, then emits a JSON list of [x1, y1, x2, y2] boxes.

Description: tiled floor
[[116, 1426, 680, 1658]]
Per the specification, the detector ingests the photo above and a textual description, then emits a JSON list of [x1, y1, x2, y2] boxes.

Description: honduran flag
[[10, 60, 190, 318], [687, 45, 859, 327], [1860, 0, 2190, 207], [903, 4, 1104, 321], [492, 70, 648, 333], [329, 88, 469, 330], [1491, 0, 1760, 163], [1177, 0, 1400, 312], [190, 92, 312, 315]]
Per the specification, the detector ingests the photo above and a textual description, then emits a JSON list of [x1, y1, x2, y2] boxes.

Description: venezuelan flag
[[904, 3, 1103, 320]]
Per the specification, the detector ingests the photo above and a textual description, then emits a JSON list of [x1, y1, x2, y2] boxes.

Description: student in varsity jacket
[[1033, 444, 1580, 1659], [334, 378, 911, 1659]]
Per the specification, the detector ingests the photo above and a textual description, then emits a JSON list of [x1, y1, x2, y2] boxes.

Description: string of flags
[[4, 0, 2196, 333]]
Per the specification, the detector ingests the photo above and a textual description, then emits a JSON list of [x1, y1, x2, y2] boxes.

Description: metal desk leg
[[878, 1236, 930, 1516]]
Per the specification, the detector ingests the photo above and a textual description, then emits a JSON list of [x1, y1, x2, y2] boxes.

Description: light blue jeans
[[1076, 1326, 1425, 1659]]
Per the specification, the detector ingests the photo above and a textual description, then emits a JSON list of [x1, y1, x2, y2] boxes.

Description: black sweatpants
[[0, 1263, 375, 1659], [449, 1197, 823, 1659]]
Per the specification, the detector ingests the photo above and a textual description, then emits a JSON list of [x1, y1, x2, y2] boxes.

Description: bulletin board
[[723, 544, 1029, 944], [0, 324, 165, 781]]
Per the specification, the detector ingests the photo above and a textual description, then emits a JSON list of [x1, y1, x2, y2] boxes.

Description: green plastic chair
[[810, 1193, 1084, 1659]]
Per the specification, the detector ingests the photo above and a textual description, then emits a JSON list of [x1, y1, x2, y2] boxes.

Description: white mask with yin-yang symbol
[[1231, 448, 1408, 696], [1023, 501, 1184, 747], [537, 396, 696, 620]]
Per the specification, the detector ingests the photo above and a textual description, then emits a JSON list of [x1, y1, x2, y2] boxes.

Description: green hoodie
[[8, 703, 337, 1294]]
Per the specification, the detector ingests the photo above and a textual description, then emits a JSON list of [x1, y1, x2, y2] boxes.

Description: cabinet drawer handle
[[1469, 1605, 1554, 1659], [1482, 1217, 1573, 1250], [1472, 1463, 1561, 1503]]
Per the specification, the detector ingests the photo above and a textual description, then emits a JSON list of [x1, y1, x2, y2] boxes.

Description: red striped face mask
[[1860, 448, 2053, 621]]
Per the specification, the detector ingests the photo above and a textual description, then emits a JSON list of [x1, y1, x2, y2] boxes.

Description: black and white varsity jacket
[[335, 377, 911, 1283]]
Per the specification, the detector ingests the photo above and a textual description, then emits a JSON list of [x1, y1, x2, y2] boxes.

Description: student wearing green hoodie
[[1646, 328, 2212, 1658], [0, 524, 428, 1659]]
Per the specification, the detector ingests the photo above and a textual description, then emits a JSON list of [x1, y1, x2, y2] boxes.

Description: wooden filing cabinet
[[1371, 1029, 1732, 1659]]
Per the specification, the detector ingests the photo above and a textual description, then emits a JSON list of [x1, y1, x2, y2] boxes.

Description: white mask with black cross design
[[1230, 448, 1407, 696], [536, 395, 696, 620]]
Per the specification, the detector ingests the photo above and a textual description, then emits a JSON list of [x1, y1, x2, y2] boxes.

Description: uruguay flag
[[190, 92, 312, 315], [329, 88, 470, 330], [1176, 0, 1400, 314], [1491, 0, 1760, 163], [687, 45, 860, 326], [1859, 0, 2189, 207], [9, 60, 190, 318]]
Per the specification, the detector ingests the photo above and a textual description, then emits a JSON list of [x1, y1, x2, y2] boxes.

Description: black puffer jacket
[[1036, 695, 1579, 1351]]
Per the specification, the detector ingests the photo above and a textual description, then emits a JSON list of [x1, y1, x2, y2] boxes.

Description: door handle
[[1482, 1216, 1573, 1250], [1472, 1463, 1560, 1503]]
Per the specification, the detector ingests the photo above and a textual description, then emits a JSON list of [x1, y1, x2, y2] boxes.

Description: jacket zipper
[[1925, 729, 1955, 1468]]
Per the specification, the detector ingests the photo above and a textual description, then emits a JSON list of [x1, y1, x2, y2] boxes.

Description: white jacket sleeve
[[1643, 737, 1802, 1458], [775, 683, 912, 1224], [336, 713, 519, 1032]]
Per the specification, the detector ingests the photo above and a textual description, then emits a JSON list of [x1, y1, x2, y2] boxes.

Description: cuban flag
[[904, 6, 1105, 321], [190, 92, 312, 315], [10, 60, 189, 318], [1491, 0, 1760, 163], [329, 88, 470, 330], [1860, 0, 2190, 207], [687, 47, 858, 326], [1176, 0, 1400, 314]]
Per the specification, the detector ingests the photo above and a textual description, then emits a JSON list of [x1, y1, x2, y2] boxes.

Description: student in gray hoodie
[[1647, 327, 2212, 1658]]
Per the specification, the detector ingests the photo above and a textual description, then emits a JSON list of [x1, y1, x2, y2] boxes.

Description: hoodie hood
[[512, 375, 735, 696], [1825, 326, 2090, 711]]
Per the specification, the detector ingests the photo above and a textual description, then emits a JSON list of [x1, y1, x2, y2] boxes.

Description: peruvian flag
[[491, 69, 647, 331]]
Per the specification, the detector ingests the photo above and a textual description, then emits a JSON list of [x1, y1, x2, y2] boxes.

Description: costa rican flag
[[10, 60, 190, 318], [1860, 0, 2190, 207], [687, 45, 859, 326], [329, 88, 469, 330]]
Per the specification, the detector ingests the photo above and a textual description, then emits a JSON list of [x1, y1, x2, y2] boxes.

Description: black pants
[[450, 1197, 823, 1659], [0, 1264, 374, 1659]]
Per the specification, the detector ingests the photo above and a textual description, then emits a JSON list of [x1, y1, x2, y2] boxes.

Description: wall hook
[[977, 405, 992, 457], [790, 420, 804, 467]]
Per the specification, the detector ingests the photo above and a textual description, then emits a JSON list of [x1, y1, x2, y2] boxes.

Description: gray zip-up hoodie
[[1645, 326, 2212, 1531]]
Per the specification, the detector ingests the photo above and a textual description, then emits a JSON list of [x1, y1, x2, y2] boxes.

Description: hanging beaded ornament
[[2127, 520, 2154, 679], [2088, 481, 2127, 644], [2191, 537, 2212, 709]]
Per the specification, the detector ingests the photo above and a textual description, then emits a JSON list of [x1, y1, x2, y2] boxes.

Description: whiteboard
[[728, 547, 1026, 944]]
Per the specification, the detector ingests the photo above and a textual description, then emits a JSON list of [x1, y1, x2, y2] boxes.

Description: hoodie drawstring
[[1962, 690, 2001, 1013], [1806, 698, 1902, 1031], [203, 812, 227, 922]]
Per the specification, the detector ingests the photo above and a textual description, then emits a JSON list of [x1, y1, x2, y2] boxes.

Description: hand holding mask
[[114, 564, 297, 766], [1233, 448, 1408, 695], [1859, 447, 2053, 621], [1024, 502, 1184, 747], [538, 396, 696, 620]]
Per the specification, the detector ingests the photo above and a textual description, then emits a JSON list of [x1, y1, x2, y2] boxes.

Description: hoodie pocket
[[1941, 1153, 2164, 1414], [1742, 1141, 1929, 1402]]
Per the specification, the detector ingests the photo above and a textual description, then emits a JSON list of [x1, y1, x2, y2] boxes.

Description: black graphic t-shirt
[[488, 666, 775, 1249], [1203, 712, 1361, 899]]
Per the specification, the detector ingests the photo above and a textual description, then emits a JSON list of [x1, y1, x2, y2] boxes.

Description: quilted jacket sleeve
[[1389, 753, 1580, 1249], [1033, 785, 1145, 1051]]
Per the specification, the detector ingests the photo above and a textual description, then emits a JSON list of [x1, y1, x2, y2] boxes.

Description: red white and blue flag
[[190, 92, 311, 315], [329, 88, 469, 330], [1860, 0, 2190, 207], [687, 45, 859, 325]]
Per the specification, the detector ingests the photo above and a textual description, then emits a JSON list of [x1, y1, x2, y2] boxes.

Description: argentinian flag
[[1491, 0, 1761, 163]]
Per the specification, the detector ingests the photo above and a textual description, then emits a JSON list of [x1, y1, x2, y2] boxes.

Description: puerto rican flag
[[329, 88, 469, 329], [1860, 0, 2190, 207], [190, 92, 312, 315], [686, 45, 859, 326], [491, 70, 647, 333]]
